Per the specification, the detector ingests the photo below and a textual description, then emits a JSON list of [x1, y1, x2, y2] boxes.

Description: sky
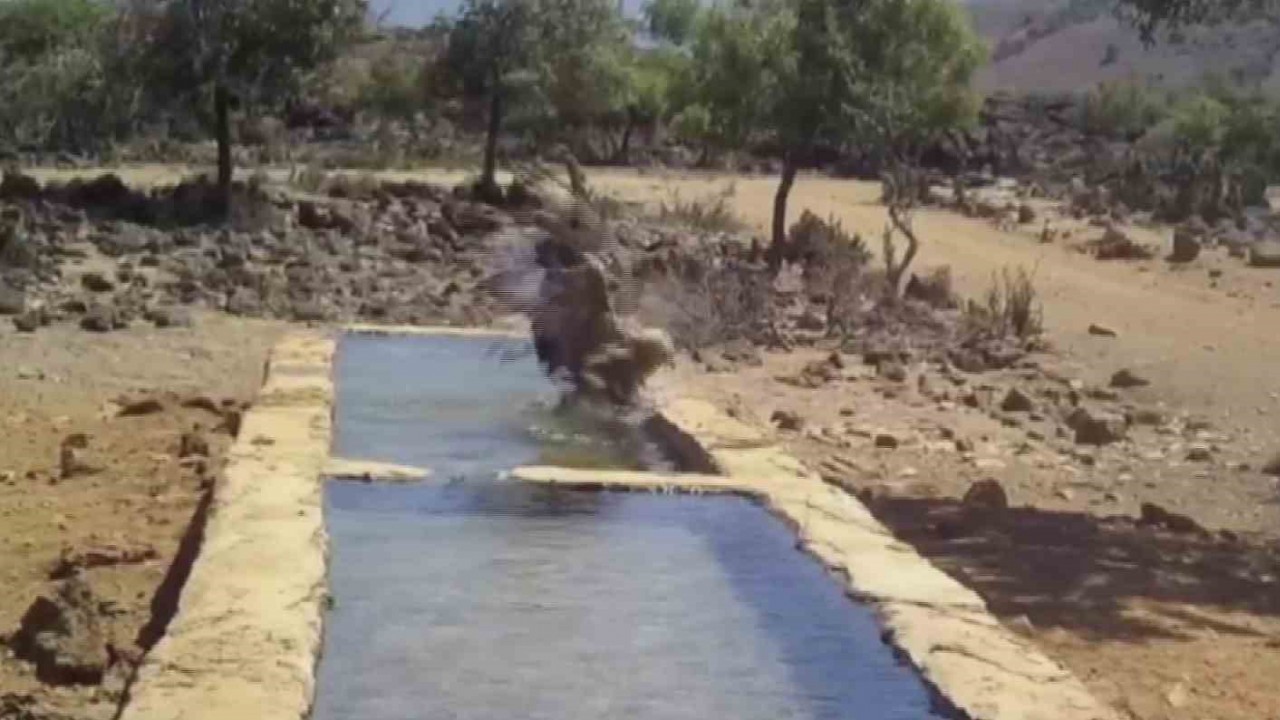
[[369, 0, 647, 27]]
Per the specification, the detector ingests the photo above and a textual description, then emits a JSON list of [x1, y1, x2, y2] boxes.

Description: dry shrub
[[656, 187, 742, 233], [640, 257, 778, 351], [964, 267, 1044, 341], [325, 172, 383, 200], [785, 211, 872, 335], [289, 163, 328, 194], [905, 266, 958, 309]]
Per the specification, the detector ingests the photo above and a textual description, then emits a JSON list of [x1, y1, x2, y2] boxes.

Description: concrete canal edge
[[117, 332, 335, 720], [116, 324, 1119, 720], [563, 392, 1120, 720]]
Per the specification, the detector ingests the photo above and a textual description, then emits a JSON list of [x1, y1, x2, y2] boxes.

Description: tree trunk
[[616, 108, 636, 165], [481, 82, 503, 198], [767, 152, 799, 268], [214, 81, 232, 218]]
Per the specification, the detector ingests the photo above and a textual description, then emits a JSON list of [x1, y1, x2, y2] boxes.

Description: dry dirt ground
[[0, 313, 282, 718]]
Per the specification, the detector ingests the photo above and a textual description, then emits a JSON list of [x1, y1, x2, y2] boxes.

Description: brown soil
[[617, 169, 1280, 720], [0, 313, 283, 719]]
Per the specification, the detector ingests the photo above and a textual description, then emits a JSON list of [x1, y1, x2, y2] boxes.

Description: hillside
[[965, 0, 1280, 94]]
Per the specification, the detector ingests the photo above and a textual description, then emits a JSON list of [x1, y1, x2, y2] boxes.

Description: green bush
[[1080, 80, 1170, 139]]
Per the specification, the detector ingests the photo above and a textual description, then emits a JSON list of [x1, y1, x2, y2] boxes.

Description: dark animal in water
[[487, 201, 672, 406]]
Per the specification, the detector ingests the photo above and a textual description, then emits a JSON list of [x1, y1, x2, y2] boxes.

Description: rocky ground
[[0, 315, 282, 719]]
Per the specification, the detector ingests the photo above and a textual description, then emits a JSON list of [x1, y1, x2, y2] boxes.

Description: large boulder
[[8, 577, 109, 685]]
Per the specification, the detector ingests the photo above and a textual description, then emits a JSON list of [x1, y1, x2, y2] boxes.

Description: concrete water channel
[[117, 329, 1117, 720], [314, 332, 945, 720]]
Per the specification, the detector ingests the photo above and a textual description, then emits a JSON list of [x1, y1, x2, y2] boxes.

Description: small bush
[[656, 187, 742, 233], [641, 257, 778, 351], [964, 267, 1043, 341], [785, 211, 872, 334]]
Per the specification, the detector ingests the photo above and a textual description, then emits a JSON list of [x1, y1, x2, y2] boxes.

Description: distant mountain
[[368, 0, 646, 27], [962, 0, 1280, 94]]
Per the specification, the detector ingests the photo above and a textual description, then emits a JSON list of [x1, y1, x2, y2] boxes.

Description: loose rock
[[878, 360, 908, 383], [1110, 368, 1150, 389], [1186, 444, 1213, 462], [1000, 387, 1035, 413], [1067, 407, 1127, 446], [1138, 502, 1206, 536], [8, 577, 108, 685], [0, 281, 27, 315], [79, 273, 115, 293], [963, 478, 1009, 511], [1169, 227, 1201, 263], [874, 433, 900, 450], [1087, 323, 1118, 338], [1249, 241, 1280, 269], [1261, 453, 1280, 477], [79, 303, 118, 333]]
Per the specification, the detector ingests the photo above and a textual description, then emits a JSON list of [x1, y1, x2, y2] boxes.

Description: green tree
[[0, 0, 121, 153], [754, 0, 984, 262], [440, 0, 626, 198], [138, 0, 366, 213]]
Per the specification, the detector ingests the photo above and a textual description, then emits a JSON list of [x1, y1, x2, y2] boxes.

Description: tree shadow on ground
[[864, 496, 1280, 642]]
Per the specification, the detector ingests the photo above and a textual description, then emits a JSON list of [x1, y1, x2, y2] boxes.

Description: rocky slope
[[965, 0, 1280, 94]]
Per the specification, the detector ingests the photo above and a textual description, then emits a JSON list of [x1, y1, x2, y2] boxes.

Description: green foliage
[[643, 0, 702, 45], [1081, 80, 1170, 139], [359, 48, 429, 123], [0, 0, 109, 61], [0, 0, 139, 152], [140, 0, 368, 109], [1171, 93, 1230, 150]]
